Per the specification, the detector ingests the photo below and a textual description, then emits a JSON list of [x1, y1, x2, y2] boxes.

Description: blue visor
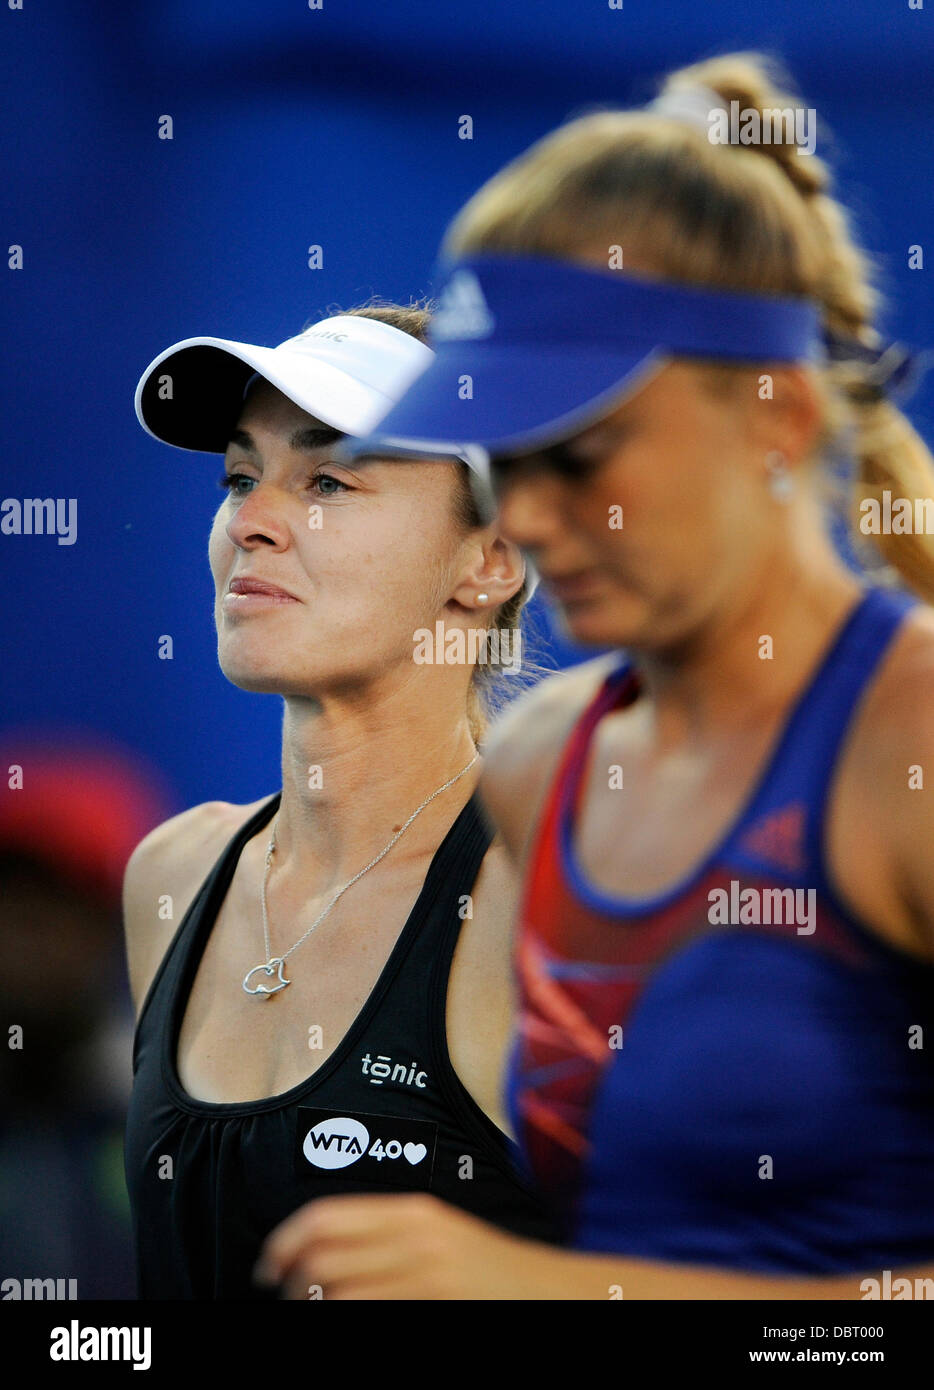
[[346, 253, 824, 458]]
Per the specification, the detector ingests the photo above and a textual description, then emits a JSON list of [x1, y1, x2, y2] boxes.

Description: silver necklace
[[242, 752, 479, 997]]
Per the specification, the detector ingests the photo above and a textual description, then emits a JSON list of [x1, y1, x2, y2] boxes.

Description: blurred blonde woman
[[259, 55, 934, 1298]]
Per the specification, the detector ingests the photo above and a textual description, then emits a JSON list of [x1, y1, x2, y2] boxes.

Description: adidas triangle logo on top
[[431, 270, 495, 341], [739, 803, 807, 875]]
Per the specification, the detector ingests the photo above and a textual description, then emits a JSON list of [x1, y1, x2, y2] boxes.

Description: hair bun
[[659, 52, 827, 200]]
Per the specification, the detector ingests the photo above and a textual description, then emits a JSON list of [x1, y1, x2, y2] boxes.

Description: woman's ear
[[751, 365, 823, 467], [448, 531, 527, 612]]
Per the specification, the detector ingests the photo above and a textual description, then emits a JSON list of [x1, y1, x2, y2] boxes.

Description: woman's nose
[[225, 482, 291, 549]]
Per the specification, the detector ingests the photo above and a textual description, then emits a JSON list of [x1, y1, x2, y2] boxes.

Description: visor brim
[[134, 337, 394, 452], [346, 343, 669, 461]]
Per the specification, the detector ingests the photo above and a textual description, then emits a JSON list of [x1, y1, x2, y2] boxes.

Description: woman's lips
[[223, 577, 300, 612], [544, 570, 603, 602], [222, 589, 298, 611]]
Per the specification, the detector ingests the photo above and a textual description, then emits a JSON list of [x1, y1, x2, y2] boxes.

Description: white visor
[[134, 314, 434, 451], [134, 313, 537, 599]]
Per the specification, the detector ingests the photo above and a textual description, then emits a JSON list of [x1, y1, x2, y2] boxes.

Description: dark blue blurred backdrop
[[4, 1, 934, 814]]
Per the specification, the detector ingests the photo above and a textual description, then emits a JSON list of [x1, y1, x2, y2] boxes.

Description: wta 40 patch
[[295, 1107, 437, 1189]]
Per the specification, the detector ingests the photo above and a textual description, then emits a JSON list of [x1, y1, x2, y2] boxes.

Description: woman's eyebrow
[[570, 417, 635, 453], [226, 428, 257, 453], [492, 418, 635, 474], [289, 426, 345, 451], [225, 425, 346, 454]]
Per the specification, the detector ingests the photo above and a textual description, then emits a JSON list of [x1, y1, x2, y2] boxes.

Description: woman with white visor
[[122, 301, 556, 1299]]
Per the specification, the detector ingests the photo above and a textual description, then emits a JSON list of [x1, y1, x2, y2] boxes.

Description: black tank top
[[124, 790, 557, 1298]]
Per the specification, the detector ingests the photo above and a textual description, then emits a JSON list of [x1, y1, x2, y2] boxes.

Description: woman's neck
[[628, 538, 867, 753], [271, 690, 480, 892]]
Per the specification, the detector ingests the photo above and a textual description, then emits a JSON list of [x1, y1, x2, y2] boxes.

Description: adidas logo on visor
[[431, 270, 495, 341]]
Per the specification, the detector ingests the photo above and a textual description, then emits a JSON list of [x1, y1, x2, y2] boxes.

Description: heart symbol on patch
[[403, 1142, 427, 1166]]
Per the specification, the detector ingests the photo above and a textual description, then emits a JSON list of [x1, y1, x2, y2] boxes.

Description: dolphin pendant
[[243, 957, 291, 998]]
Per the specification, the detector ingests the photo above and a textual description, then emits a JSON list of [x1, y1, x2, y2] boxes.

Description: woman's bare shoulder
[[854, 600, 934, 753], [124, 796, 269, 888], [479, 652, 623, 864], [122, 794, 274, 1014]]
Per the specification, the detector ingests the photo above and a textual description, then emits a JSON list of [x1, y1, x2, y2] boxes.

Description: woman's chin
[[551, 593, 644, 650], [220, 667, 289, 694], [217, 648, 296, 692]]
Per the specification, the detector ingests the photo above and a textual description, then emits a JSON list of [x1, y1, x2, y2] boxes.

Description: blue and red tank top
[[507, 583, 934, 1273]]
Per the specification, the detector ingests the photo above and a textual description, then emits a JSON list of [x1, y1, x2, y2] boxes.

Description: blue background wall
[[4, 0, 934, 816]]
